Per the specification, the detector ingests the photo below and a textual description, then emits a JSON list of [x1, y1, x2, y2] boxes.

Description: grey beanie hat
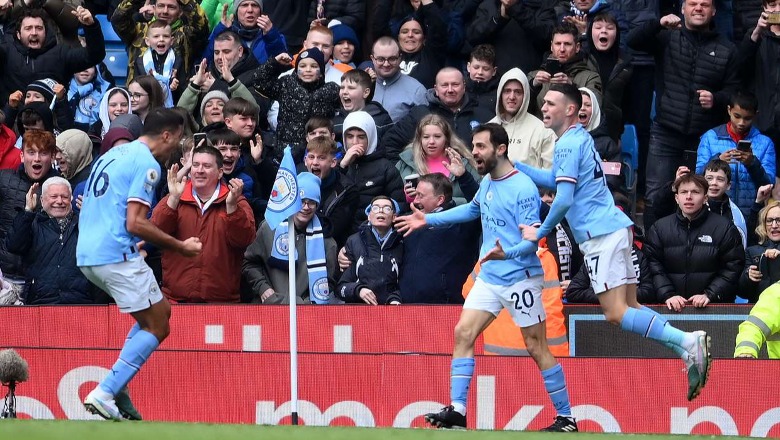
[[109, 114, 144, 140], [200, 90, 230, 119]]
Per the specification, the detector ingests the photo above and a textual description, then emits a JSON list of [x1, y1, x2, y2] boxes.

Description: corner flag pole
[[288, 213, 299, 426]]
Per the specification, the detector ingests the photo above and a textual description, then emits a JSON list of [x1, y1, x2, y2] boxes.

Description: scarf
[[268, 217, 330, 304], [68, 80, 98, 125], [50, 211, 74, 240], [234, 21, 261, 41], [142, 48, 176, 107]]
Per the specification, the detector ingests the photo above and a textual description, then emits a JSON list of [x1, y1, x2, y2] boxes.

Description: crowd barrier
[[2, 305, 778, 435]]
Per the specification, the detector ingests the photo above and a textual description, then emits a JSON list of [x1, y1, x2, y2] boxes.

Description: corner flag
[[265, 146, 302, 230]]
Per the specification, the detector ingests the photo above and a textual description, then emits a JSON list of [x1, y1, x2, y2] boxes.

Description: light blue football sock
[[126, 323, 141, 341], [99, 329, 159, 396], [621, 307, 688, 354], [639, 306, 687, 357], [450, 358, 475, 415], [541, 363, 572, 417]]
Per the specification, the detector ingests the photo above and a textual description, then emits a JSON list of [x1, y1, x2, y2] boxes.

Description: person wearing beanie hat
[[26, 79, 58, 104], [330, 24, 359, 67], [4, 79, 75, 136], [199, 90, 230, 127], [250, 50, 339, 149], [55, 129, 94, 186], [109, 114, 144, 140], [242, 170, 339, 305]]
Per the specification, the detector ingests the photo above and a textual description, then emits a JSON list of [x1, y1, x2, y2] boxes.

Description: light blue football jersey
[[77, 140, 161, 266], [553, 125, 632, 243]]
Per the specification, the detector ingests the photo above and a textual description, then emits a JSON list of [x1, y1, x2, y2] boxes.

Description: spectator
[[734, 282, 780, 358], [55, 130, 93, 190], [0, 110, 18, 171], [263, 0, 311, 53], [0, 7, 105, 106], [644, 173, 744, 311], [203, 0, 287, 65], [400, 173, 479, 304], [292, 116, 339, 164], [368, 36, 427, 123], [733, 0, 764, 43], [739, 201, 780, 302], [332, 69, 394, 145], [739, 1, 780, 200], [465, 44, 500, 111], [303, 25, 352, 84], [0, 130, 59, 279], [5, 176, 94, 304], [559, 0, 630, 52], [308, 0, 365, 35], [702, 160, 748, 246], [389, 0, 448, 89], [695, 91, 775, 218], [15, 103, 56, 147], [529, 24, 602, 116], [338, 111, 405, 232], [68, 66, 114, 133], [89, 88, 132, 139], [303, 137, 359, 247], [489, 68, 556, 169], [578, 87, 622, 192], [242, 172, 339, 304], [467, 0, 557, 76], [396, 114, 480, 206], [330, 23, 360, 67], [337, 196, 403, 305], [151, 145, 255, 303], [222, 97, 259, 147], [206, 127, 266, 219], [251, 49, 340, 153], [4, 79, 74, 136], [112, 0, 209, 85], [585, 11, 633, 141], [132, 21, 184, 107], [627, 0, 740, 228], [100, 114, 143, 156], [383, 67, 494, 162], [128, 75, 166, 123], [178, 32, 261, 125]]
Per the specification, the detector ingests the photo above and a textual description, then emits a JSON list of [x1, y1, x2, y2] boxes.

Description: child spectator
[[332, 69, 394, 145], [250, 48, 340, 153], [5, 79, 74, 135], [133, 21, 183, 108], [330, 23, 360, 67], [465, 44, 499, 111], [68, 66, 114, 132]]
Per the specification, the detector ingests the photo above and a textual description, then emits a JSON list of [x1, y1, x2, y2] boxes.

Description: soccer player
[[77, 108, 203, 420], [514, 83, 712, 401], [395, 123, 577, 432]]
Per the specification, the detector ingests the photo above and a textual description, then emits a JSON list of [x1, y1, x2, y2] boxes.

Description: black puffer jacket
[[382, 89, 495, 162], [733, 0, 763, 43], [342, 151, 406, 233], [4, 210, 94, 304], [307, 0, 366, 33], [644, 208, 745, 303], [250, 58, 340, 149], [0, 166, 57, 278], [0, 21, 106, 106], [627, 21, 740, 137], [565, 243, 657, 304], [467, 0, 557, 76], [332, 102, 395, 145], [739, 241, 780, 303], [738, 29, 780, 136], [337, 225, 403, 304]]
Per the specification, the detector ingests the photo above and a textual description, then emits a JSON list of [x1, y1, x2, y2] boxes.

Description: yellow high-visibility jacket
[[734, 284, 780, 359]]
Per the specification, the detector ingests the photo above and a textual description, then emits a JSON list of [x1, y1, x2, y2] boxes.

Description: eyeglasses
[[372, 56, 400, 65], [301, 199, 318, 208], [370, 205, 394, 214], [766, 217, 780, 225], [129, 92, 148, 100]]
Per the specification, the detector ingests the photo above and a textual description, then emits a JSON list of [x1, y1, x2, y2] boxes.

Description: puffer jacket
[[738, 28, 780, 135], [644, 208, 744, 303], [112, 0, 210, 85], [739, 240, 780, 303], [695, 125, 775, 216], [4, 210, 94, 304], [627, 21, 741, 137], [0, 166, 57, 277], [250, 58, 340, 149], [337, 224, 403, 304]]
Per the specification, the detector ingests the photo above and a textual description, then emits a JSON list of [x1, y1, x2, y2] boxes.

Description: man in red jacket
[[151, 144, 255, 302]]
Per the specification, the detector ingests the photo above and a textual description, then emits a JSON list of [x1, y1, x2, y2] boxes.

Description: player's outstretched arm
[[514, 161, 556, 189], [127, 201, 202, 257], [535, 181, 575, 239], [394, 204, 428, 237], [425, 199, 480, 227]]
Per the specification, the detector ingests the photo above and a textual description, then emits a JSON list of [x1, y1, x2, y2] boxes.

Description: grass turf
[[0, 420, 753, 440]]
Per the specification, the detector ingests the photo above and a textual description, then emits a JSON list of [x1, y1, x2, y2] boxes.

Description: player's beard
[[481, 153, 498, 175]]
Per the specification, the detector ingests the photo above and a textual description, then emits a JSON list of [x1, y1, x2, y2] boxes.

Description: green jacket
[[735, 284, 780, 359], [112, 0, 210, 84], [200, 0, 232, 31], [395, 148, 481, 206]]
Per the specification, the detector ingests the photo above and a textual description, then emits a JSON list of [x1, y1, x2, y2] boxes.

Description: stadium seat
[[621, 124, 639, 217], [104, 48, 129, 86], [95, 14, 122, 44]]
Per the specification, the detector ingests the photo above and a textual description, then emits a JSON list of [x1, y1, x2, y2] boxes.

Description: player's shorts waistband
[[123, 245, 139, 262]]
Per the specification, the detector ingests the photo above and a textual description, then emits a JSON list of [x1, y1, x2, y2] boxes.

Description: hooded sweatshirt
[[56, 129, 93, 186], [94, 88, 133, 138], [489, 68, 556, 169]]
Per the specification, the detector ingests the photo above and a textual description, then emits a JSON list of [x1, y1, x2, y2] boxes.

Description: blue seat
[[621, 124, 639, 217], [104, 48, 129, 86], [95, 14, 122, 44]]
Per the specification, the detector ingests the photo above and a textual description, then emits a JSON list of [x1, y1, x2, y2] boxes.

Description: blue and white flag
[[265, 146, 302, 230]]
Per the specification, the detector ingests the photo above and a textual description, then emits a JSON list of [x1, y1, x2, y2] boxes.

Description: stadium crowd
[[0, 0, 779, 328]]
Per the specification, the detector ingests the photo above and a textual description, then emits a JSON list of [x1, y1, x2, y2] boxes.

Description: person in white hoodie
[[489, 68, 556, 169], [339, 111, 405, 232]]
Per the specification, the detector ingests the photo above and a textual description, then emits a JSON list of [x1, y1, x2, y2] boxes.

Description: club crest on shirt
[[274, 232, 290, 256], [486, 191, 493, 201]]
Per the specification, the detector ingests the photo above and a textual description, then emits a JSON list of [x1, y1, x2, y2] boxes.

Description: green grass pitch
[[0, 420, 754, 440]]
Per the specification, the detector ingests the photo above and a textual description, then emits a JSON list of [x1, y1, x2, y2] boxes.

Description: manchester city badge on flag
[[265, 146, 302, 230]]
